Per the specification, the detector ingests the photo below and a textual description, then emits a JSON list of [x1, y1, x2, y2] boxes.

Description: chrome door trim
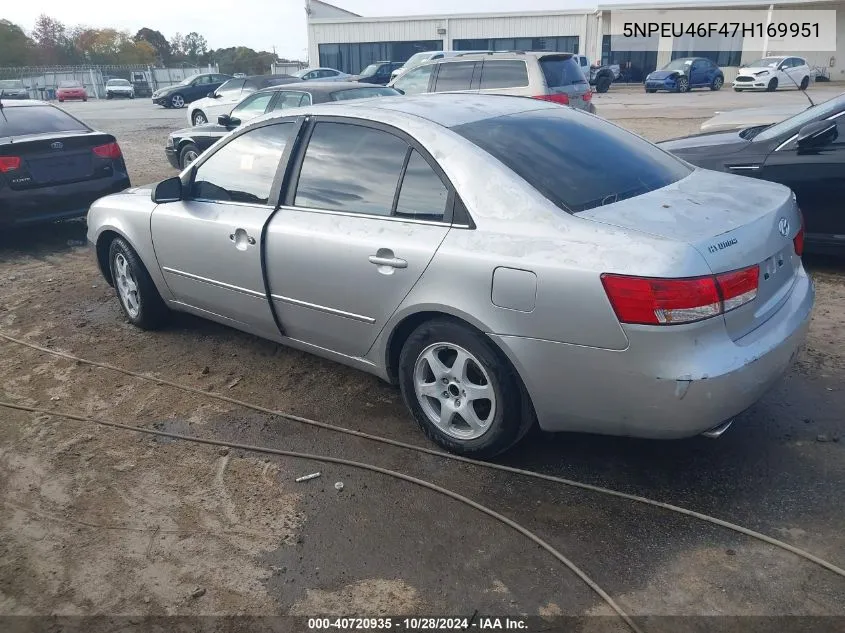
[[270, 293, 376, 323], [161, 267, 265, 298], [276, 204, 456, 228]]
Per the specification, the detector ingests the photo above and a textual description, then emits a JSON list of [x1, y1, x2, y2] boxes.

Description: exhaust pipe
[[702, 419, 734, 439]]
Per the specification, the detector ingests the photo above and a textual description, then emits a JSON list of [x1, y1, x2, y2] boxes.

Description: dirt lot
[[1, 87, 845, 626]]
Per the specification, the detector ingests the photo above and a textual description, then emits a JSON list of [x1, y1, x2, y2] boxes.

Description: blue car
[[644, 57, 724, 93]]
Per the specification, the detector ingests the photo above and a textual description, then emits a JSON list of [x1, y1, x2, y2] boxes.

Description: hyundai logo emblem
[[51, 141, 64, 150], [778, 218, 790, 237]]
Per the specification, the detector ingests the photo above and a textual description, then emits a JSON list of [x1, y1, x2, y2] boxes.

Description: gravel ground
[[1, 92, 844, 623]]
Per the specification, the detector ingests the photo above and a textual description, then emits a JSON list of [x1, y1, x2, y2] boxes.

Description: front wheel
[[766, 78, 778, 92], [192, 111, 207, 126], [676, 77, 689, 93], [170, 93, 185, 108], [179, 143, 201, 170], [710, 76, 724, 91], [734, 87, 743, 92], [108, 237, 169, 330], [800, 76, 809, 90], [398, 319, 533, 457]]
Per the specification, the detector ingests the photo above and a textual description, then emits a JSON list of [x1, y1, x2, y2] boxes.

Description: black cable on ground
[[0, 399, 643, 633], [2, 331, 844, 581]]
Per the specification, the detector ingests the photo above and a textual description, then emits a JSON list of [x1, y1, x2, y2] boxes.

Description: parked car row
[[644, 55, 811, 94]]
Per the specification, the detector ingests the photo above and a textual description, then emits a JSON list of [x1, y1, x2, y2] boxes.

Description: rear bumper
[[493, 267, 814, 438], [0, 175, 130, 226]]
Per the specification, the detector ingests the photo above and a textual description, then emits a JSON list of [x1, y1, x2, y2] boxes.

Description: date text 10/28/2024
[[308, 617, 528, 630]]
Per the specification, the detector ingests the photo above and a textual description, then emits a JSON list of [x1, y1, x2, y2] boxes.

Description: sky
[[2, 0, 602, 60]]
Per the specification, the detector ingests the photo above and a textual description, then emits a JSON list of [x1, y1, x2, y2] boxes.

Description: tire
[[594, 75, 612, 93], [800, 76, 809, 90], [83, 97, 87, 102], [766, 78, 778, 92], [170, 93, 185, 108], [676, 77, 689, 93], [108, 237, 169, 330], [398, 318, 533, 458], [106, 93, 112, 100], [130, 93, 135, 99], [710, 75, 724, 91], [192, 110, 207, 126], [58, 98, 64, 102], [645, 88, 657, 93], [179, 143, 201, 170]]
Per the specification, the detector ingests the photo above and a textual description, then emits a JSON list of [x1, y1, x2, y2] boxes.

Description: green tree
[[32, 14, 71, 64], [134, 27, 170, 64], [181, 32, 208, 63], [0, 20, 34, 66]]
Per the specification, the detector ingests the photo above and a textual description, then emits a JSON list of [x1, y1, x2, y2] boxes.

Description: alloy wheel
[[171, 94, 184, 108], [114, 253, 141, 319]]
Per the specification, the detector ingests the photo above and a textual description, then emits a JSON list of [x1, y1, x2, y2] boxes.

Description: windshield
[[745, 57, 783, 69], [663, 58, 694, 71], [177, 75, 198, 86], [754, 94, 845, 142], [0, 80, 24, 89], [402, 52, 436, 69], [59, 81, 82, 88], [292, 69, 310, 78], [107, 79, 130, 86], [453, 109, 691, 214], [360, 64, 380, 76]]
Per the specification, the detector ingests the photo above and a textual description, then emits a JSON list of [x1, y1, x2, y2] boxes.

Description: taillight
[[0, 156, 21, 172], [793, 209, 805, 257], [601, 265, 760, 326], [92, 142, 122, 159], [582, 91, 593, 102], [534, 93, 569, 105]]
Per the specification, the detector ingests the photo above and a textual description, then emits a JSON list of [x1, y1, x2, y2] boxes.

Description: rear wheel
[[766, 78, 778, 92], [398, 319, 533, 457], [179, 143, 201, 170], [800, 75, 810, 90], [710, 75, 724, 91], [676, 77, 689, 93], [595, 75, 612, 93], [108, 237, 169, 330]]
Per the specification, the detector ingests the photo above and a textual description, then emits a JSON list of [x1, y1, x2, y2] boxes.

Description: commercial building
[[306, 0, 845, 83]]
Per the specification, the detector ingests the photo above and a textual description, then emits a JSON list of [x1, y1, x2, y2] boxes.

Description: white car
[[187, 75, 301, 126], [292, 67, 350, 82], [733, 56, 811, 92], [105, 78, 134, 99]]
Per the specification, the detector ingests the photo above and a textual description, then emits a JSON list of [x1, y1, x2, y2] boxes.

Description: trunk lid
[[1, 132, 115, 188], [579, 169, 802, 340]]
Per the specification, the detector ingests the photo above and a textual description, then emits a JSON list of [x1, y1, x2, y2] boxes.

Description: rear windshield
[[452, 109, 691, 214], [330, 87, 400, 101], [0, 105, 88, 137], [540, 56, 587, 87]]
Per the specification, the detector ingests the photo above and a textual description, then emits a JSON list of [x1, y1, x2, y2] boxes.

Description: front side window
[[433, 62, 476, 92], [393, 65, 433, 95], [231, 92, 275, 117], [452, 109, 691, 214], [217, 79, 245, 96], [479, 61, 529, 89], [192, 123, 293, 205], [294, 122, 408, 216], [395, 150, 448, 221]]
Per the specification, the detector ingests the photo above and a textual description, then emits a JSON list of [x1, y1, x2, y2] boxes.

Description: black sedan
[[354, 61, 404, 85], [152, 72, 232, 109], [660, 93, 845, 254], [165, 82, 400, 169], [0, 100, 130, 226]]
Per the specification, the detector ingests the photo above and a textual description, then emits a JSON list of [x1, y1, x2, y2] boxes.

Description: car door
[[264, 118, 454, 357], [788, 58, 807, 87], [186, 75, 211, 101], [150, 120, 298, 341], [758, 114, 845, 240], [432, 61, 478, 93]]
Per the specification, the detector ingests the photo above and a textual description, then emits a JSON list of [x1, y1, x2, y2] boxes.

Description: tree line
[[0, 15, 290, 74]]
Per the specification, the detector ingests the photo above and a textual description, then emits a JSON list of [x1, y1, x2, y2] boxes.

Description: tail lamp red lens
[[92, 142, 122, 159], [601, 265, 760, 326], [533, 93, 569, 105], [0, 156, 21, 172], [793, 209, 805, 257], [582, 91, 593, 102]]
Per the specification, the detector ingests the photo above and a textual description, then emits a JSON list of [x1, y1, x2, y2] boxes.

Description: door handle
[[368, 255, 407, 268], [229, 229, 256, 249]]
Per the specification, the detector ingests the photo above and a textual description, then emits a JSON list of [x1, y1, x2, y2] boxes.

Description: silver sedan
[[87, 94, 813, 457]]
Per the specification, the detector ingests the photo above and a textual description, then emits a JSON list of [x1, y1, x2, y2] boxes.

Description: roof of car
[[256, 81, 393, 95], [445, 51, 573, 60], [256, 92, 557, 129]]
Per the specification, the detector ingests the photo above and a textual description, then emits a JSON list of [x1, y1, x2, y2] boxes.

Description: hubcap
[[414, 343, 496, 440], [183, 150, 198, 168], [193, 113, 206, 125], [114, 253, 141, 319], [172, 95, 184, 107], [715, 77, 723, 88]]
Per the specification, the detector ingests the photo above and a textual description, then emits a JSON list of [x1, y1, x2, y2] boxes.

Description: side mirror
[[796, 120, 837, 150], [152, 176, 183, 203], [208, 91, 217, 98], [217, 114, 240, 127]]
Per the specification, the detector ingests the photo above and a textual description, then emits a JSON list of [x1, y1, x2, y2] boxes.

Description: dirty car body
[[87, 94, 813, 455]]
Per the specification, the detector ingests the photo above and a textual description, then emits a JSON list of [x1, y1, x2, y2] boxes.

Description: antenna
[[780, 58, 815, 108]]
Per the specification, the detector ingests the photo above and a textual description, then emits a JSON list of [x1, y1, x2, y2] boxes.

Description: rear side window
[[330, 87, 399, 101], [294, 122, 408, 216], [192, 123, 293, 205], [272, 92, 307, 111], [0, 105, 87, 137], [395, 150, 448, 221], [540, 56, 588, 87], [479, 61, 529, 89], [434, 62, 476, 92], [452, 109, 691, 214]]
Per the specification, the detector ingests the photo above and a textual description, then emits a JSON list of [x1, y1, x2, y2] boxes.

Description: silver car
[[87, 94, 813, 457], [389, 51, 596, 113]]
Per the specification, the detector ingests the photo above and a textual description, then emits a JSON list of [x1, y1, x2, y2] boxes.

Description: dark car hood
[[648, 70, 683, 80], [658, 130, 751, 156]]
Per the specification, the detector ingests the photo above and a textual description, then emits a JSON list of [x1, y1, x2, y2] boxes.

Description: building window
[[319, 41, 443, 74], [453, 36, 579, 54], [602, 34, 659, 82], [671, 34, 743, 67]]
